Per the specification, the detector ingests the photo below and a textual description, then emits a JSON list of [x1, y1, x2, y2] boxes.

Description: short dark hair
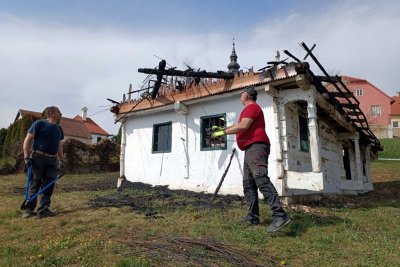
[[244, 87, 257, 101]]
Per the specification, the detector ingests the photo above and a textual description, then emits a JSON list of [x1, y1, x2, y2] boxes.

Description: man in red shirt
[[212, 87, 290, 233]]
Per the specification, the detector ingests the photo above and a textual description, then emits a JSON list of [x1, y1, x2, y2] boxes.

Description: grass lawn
[[378, 138, 400, 159], [0, 161, 399, 267]]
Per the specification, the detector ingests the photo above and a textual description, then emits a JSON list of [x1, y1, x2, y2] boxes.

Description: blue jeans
[[25, 155, 58, 212], [243, 143, 286, 220]]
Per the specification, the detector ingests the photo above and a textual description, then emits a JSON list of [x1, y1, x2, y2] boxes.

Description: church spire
[[227, 38, 240, 73]]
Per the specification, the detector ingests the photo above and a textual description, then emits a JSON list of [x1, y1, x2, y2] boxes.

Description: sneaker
[[237, 216, 260, 225], [37, 208, 55, 219], [22, 209, 33, 219], [267, 215, 291, 233]]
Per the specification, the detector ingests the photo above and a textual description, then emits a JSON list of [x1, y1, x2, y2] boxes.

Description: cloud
[[244, 1, 400, 94], [1, 0, 399, 133]]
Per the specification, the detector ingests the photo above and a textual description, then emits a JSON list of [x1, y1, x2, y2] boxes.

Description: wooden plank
[[350, 118, 367, 123], [328, 92, 353, 98], [347, 111, 362, 116], [341, 103, 359, 109]]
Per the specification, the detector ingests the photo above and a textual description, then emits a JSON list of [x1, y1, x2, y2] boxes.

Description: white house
[[111, 45, 381, 200]]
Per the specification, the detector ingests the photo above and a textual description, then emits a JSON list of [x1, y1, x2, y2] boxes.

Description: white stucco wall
[[123, 91, 278, 196]]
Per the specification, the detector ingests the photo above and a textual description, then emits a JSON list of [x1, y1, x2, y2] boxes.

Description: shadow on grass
[[279, 213, 345, 237]]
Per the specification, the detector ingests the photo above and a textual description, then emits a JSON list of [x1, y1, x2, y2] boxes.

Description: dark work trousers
[[25, 155, 58, 212], [243, 143, 286, 220]]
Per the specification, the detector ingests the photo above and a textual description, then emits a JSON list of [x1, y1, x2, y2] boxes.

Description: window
[[342, 146, 352, 180], [394, 121, 399, 128], [356, 89, 363, 96], [200, 114, 226, 150], [97, 137, 102, 142], [371, 105, 381, 116], [152, 122, 172, 153], [299, 114, 309, 152]]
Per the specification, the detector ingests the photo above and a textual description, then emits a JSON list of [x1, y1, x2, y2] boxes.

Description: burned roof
[[111, 42, 381, 151]]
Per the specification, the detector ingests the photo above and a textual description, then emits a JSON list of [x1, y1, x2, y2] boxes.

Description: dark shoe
[[37, 208, 55, 219], [237, 216, 260, 225], [267, 215, 290, 233], [22, 209, 33, 219]]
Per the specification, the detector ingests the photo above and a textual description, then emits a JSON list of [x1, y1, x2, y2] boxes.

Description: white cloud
[[1, 1, 399, 133]]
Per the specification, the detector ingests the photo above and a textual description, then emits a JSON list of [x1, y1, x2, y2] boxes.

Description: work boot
[[237, 216, 260, 225], [21, 209, 33, 219], [37, 208, 55, 219], [267, 214, 291, 233]]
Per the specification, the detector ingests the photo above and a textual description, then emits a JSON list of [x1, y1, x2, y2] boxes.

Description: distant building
[[390, 93, 400, 137], [15, 107, 110, 144], [73, 107, 111, 143], [337, 76, 392, 138]]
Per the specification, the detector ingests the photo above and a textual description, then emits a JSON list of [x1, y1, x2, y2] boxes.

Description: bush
[[63, 138, 119, 174]]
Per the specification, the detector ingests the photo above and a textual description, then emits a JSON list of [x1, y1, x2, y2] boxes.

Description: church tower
[[227, 38, 240, 73]]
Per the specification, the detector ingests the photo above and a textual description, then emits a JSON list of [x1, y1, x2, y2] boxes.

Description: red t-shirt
[[236, 102, 270, 150]]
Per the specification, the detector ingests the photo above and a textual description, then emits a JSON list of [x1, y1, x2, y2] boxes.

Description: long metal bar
[[138, 68, 234, 80]]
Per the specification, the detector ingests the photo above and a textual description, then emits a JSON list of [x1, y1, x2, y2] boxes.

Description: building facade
[[111, 49, 381, 199]]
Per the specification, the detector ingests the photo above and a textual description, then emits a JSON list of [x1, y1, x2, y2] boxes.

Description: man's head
[[240, 87, 257, 105], [42, 106, 62, 124]]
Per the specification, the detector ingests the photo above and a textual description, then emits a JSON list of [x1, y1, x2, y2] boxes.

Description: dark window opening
[[362, 160, 366, 176], [299, 114, 309, 152], [97, 137, 102, 142], [200, 114, 226, 150], [343, 146, 352, 180], [152, 122, 172, 153]]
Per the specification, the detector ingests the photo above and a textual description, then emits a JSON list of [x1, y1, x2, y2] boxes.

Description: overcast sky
[[1, 0, 399, 135]]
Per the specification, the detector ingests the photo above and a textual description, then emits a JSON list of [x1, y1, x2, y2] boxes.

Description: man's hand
[[58, 160, 64, 173], [211, 130, 225, 138], [24, 158, 32, 168], [211, 126, 223, 131]]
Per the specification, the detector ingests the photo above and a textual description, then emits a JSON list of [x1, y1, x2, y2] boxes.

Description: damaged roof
[[111, 43, 381, 150]]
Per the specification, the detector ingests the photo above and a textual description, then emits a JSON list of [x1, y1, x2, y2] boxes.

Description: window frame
[[200, 113, 227, 151], [393, 121, 399, 128], [152, 121, 172, 153], [356, 89, 363, 96], [371, 105, 381, 116]]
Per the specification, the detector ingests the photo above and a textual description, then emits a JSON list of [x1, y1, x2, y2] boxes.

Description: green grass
[[1, 163, 400, 266], [378, 138, 400, 159], [0, 157, 15, 168]]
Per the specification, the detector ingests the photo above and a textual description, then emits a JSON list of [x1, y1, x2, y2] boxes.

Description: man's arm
[[224, 118, 254, 135], [23, 133, 35, 158], [57, 142, 63, 160]]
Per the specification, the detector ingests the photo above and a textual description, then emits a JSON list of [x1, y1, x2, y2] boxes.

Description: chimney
[[81, 106, 88, 121], [397, 92, 400, 97]]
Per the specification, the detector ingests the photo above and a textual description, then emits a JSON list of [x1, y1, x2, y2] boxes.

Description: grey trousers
[[243, 143, 286, 220], [25, 155, 58, 212]]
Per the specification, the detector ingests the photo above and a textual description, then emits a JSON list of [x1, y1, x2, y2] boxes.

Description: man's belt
[[32, 150, 57, 158]]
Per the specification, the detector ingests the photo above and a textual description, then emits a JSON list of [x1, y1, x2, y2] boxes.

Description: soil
[[90, 181, 244, 218]]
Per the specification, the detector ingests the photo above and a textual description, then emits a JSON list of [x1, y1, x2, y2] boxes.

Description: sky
[[1, 0, 399, 135]]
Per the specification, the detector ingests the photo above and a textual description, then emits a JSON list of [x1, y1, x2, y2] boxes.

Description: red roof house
[[15, 107, 110, 144], [326, 76, 392, 138], [390, 94, 400, 137]]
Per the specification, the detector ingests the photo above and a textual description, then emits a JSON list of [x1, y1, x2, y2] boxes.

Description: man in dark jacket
[[212, 87, 290, 233], [22, 106, 64, 219]]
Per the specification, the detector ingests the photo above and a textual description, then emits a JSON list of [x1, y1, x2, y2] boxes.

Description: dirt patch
[[90, 181, 244, 217], [57, 177, 116, 192], [115, 230, 276, 267]]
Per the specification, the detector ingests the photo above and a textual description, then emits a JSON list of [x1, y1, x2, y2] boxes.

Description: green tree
[[0, 128, 8, 158], [111, 125, 122, 145]]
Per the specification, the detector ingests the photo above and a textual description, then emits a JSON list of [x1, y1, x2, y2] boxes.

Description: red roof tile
[[16, 109, 91, 139], [73, 116, 110, 136], [391, 96, 400, 115]]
